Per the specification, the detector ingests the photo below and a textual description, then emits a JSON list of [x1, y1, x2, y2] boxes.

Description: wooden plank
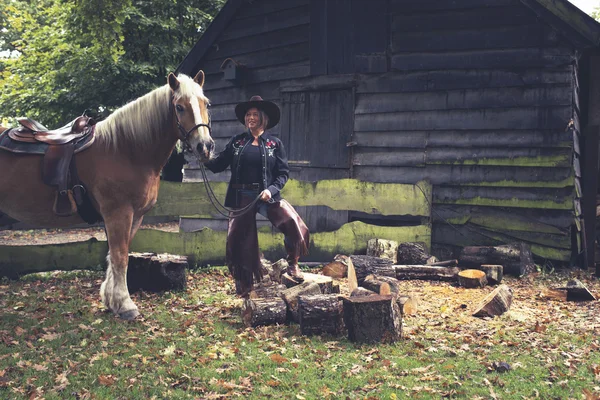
[[391, 48, 575, 71], [358, 69, 572, 93], [352, 130, 573, 149], [391, 25, 557, 53], [590, 56, 600, 126], [203, 81, 280, 105], [433, 185, 574, 210], [582, 126, 599, 268], [327, 0, 353, 74], [149, 179, 432, 218], [354, 106, 572, 131], [353, 149, 425, 167], [218, 5, 310, 42], [310, 0, 327, 75], [236, 0, 308, 19], [353, 165, 574, 187], [203, 61, 310, 90], [391, 6, 537, 32], [352, 0, 388, 54], [354, 54, 388, 74], [355, 86, 573, 114], [204, 25, 309, 61], [390, 0, 516, 13]]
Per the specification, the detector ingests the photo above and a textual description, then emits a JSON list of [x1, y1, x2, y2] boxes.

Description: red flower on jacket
[[265, 139, 277, 149]]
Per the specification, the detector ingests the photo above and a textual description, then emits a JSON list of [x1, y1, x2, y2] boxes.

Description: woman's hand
[[259, 189, 272, 202]]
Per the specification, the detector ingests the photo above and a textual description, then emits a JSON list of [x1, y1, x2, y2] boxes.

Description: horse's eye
[[206, 103, 211, 109], [176, 104, 184, 113]]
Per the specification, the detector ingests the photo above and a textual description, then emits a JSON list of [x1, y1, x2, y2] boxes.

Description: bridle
[[172, 97, 260, 218]]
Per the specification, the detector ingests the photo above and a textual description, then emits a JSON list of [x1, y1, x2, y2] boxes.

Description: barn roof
[[176, 0, 600, 75]]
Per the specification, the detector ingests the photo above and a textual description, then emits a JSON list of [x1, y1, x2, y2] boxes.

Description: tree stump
[[280, 281, 322, 322], [472, 284, 513, 318], [458, 243, 535, 276], [342, 295, 402, 343], [366, 238, 398, 263], [458, 269, 488, 288], [350, 287, 378, 297], [477, 265, 503, 284], [241, 297, 287, 327], [127, 252, 187, 293], [350, 255, 396, 284], [394, 265, 460, 281], [396, 242, 433, 264], [298, 294, 344, 336]]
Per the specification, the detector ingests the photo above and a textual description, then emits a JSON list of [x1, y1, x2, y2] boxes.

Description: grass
[[1, 267, 599, 399]]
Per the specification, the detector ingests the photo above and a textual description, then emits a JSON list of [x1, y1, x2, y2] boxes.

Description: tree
[[0, 0, 224, 126]]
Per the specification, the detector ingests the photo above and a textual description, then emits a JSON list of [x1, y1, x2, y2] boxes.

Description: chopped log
[[428, 259, 458, 267], [397, 242, 432, 265], [397, 294, 418, 316], [564, 279, 597, 301], [363, 274, 402, 295], [367, 238, 398, 263], [473, 284, 513, 318], [379, 283, 391, 295], [394, 265, 460, 281], [342, 295, 402, 343], [241, 297, 287, 327], [282, 272, 333, 294], [477, 265, 503, 284], [350, 255, 396, 284], [249, 283, 287, 299], [458, 269, 488, 288], [298, 294, 344, 336], [269, 259, 288, 283], [350, 287, 378, 297], [280, 281, 322, 322], [458, 243, 535, 276], [347, 258, 358, 293], [322, 261, 348, 279], [127, 252, 187, 293], [331, 282, 341, 294], [538, 288, 568, 301]]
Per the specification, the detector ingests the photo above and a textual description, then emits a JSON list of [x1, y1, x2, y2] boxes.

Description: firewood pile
[[240, 239, 596, 343]]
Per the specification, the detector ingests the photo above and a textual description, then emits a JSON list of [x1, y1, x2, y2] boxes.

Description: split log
[[241, 297, 287, 327], [458, 243, 535, 276], [538, 288, 568, 301], [269, 259, 288, 283], [350, 287, 378, 297], [473, 284, 513, 318], [249, 283, 287, 299], [280, 281, 322, 322], [350, 255, 396, 284], [298, 294, 344, 336], [458, 269, 488, 288], [477, 265, 503, 284], [397, 294, 419, 315], [428, 259, 458, 267], [347, 258, 358, 292], [394, 265, 460, 281], [322, 261, 348, 279], [397, 242, 435, 264], [564, 279, 596, 301], [367, 238, 398, 263], [127, 253, 187, 293], [363, 274, 402, 295], [282, 272, 333, 294], [342, 295, 402, 343]]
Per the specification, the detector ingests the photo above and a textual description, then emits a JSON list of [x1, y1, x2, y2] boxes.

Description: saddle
[[0, 115, 96, 217]]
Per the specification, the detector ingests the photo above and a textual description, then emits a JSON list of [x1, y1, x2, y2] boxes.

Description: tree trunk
[[241, 297, 287, 327], [397, 242, 435, 264], [394, 265, 460, 281], [342, 295, 402, 343], [298, 294, 344, 336], [280, 281, 322, 322], [472, 284, 513, 318], [458, 243, 535, 276], [350, 255, 396, 284], [127, 252, 187, 293], [458, 269, 488, 288], [366, 239, 398, 263]]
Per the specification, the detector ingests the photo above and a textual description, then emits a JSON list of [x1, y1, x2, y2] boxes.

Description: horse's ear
[[193, 70, 205, 87], [168, 73, 180, 91]]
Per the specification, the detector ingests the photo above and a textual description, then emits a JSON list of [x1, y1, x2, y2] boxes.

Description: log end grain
[[458, 269, 488, 288]]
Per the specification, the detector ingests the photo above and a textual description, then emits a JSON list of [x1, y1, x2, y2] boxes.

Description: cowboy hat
[[235, 95, 280, 129]]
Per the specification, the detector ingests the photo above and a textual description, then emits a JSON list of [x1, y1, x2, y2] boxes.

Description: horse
[[0, 71, 214, 320]]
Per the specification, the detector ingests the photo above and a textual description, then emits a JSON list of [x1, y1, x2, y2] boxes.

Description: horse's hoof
[[118, 309, 140, 320]]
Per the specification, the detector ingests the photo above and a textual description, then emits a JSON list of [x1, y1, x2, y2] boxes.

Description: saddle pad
[[0, 128, 96, 155]]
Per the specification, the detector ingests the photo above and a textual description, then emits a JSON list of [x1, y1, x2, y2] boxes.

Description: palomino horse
[[0, 71, 214, 319]]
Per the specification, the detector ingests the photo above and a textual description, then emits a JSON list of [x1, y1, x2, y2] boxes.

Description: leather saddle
[[0, 115, 96, 217]]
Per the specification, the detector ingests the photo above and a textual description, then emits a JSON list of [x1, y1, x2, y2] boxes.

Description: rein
[[172, 100, 260, 218]]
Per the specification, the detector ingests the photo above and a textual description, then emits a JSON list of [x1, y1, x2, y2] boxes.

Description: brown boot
[[286, 262, 304, 281]]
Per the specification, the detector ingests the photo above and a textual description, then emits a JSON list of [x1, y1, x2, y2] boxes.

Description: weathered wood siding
[[348, 0, 579, 261]]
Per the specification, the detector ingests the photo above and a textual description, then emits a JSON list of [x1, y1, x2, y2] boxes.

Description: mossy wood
[[149, 179, 432, 217]]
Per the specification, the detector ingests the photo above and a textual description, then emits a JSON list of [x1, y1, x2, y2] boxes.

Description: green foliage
[[0, 0, 224, 126], [592, 5, 600, 21]]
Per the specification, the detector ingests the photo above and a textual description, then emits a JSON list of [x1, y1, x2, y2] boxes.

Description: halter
[[171, 97, 260, 218]]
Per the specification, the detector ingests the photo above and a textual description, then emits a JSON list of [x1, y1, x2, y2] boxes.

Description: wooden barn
[[176, 0, 600, 266]]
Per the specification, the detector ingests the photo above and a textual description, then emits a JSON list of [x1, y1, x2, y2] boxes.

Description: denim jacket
[[204, 131, 290, 208]]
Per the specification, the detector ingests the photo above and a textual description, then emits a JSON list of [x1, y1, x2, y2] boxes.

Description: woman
[[205, 96, 310, 296]]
